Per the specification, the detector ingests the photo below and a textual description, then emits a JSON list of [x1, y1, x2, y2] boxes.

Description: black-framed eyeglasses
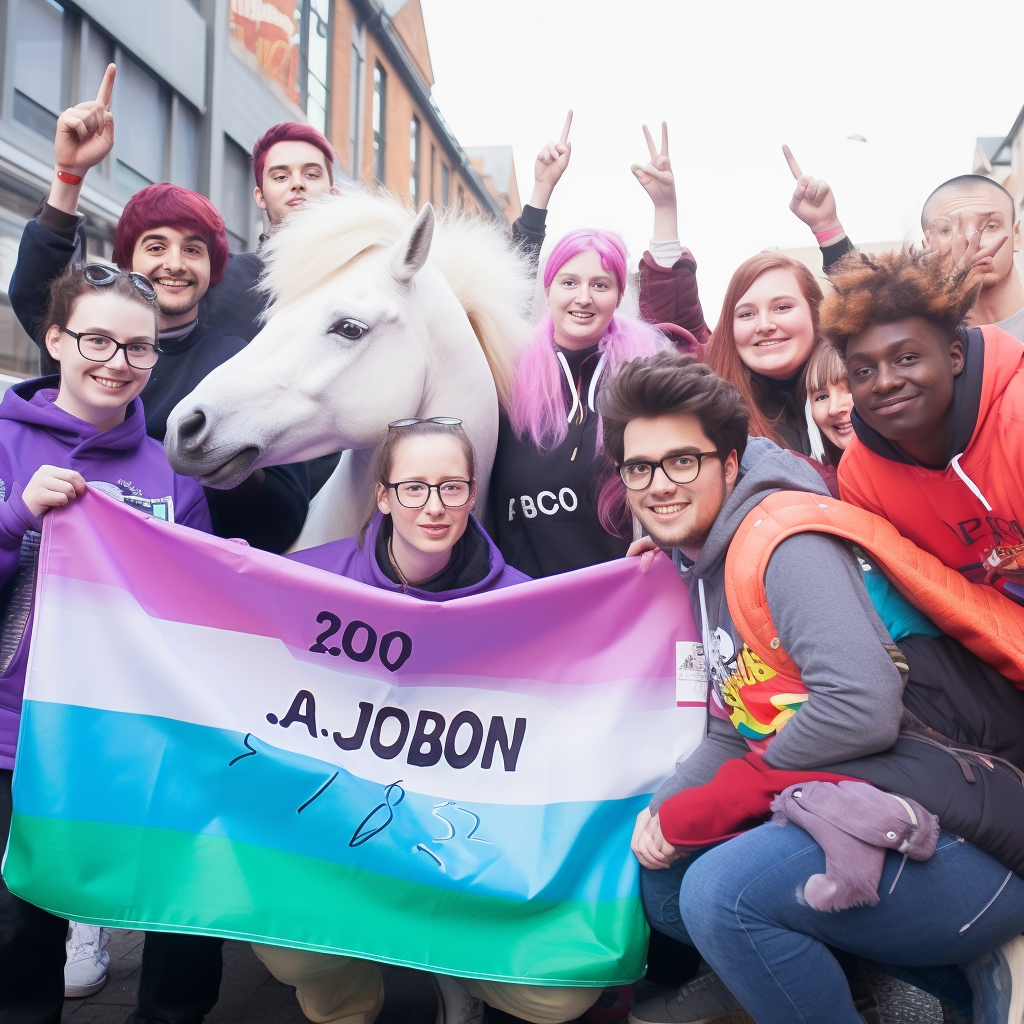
[[617, 451, 722, 490], [388, 417, 463, 429], [61, 328, 161, 370], [82, 262, 158, 303], [387, 479, 473, 508]]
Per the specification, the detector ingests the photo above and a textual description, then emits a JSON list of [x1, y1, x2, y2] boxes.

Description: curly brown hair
[[819, 246, 978, 352]]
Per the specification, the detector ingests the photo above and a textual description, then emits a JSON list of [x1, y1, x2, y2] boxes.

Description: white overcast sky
[[421, 0, 1024, 323]]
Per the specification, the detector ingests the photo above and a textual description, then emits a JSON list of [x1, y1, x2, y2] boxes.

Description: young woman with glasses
[[278, 419, 604, 1024], [0, 265, 211, 1021]]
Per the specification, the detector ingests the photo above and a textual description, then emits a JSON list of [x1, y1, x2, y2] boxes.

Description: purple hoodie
[[288, 511, 528, 599], [0, 377, 211, 768]]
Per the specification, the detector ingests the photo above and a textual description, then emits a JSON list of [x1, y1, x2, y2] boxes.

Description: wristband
[[56, 169, 82, 185], [814, 225, 844, 244]]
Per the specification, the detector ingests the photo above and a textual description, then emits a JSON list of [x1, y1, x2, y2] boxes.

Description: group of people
[[0, 61, 1023, 1024]]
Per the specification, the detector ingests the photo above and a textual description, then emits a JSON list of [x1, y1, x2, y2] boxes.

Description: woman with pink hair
[[489, 229, 666, 577]]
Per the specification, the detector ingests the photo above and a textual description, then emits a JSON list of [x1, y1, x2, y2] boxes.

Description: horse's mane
[[260, 188, 533, 406]]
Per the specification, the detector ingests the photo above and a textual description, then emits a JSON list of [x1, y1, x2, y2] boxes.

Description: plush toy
[[771, 780, 940, 912]]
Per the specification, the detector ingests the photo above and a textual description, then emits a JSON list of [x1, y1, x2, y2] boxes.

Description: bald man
[[921, 174, 1024, 340], [787, 162, 1024, 342]]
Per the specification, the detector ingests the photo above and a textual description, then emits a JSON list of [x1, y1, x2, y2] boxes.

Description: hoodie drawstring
[[950, 453, 993, 512], [555, 351, 582, 424]]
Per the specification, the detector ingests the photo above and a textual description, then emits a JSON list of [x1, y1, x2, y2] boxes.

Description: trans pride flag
[[4, 492, 703, 986]]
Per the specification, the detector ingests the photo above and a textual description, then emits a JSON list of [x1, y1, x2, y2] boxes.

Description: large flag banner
[[4, 492, 703, 986]]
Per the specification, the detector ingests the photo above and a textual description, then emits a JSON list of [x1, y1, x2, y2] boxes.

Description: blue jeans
[[641, 823, 1024, 1024]]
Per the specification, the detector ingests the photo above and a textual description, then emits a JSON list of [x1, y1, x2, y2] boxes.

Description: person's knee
[[679, 846, 734, 946], [465, 980, 601, 1023]]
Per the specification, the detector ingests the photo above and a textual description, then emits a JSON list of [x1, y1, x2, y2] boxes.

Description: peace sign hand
[[631, 122, 675, 210], [783, 145, 842, 235], [55, 64, 115, 175], [530, 111, 572, 209]]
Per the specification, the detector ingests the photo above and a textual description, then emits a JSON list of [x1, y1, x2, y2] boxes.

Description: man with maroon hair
[[202, 120, 338, 339]]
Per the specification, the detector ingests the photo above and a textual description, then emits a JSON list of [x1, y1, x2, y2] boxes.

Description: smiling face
[[845, 316, 963, 466], [810, 379, 855, 449], [44, 290, 156, 431], [255, 140, 334, 226], [131, 225, 211, 327], [545, 250, 621, 351], [376, 434, 476, 569], [732, 267, 817, 380], [622, 412, 738, 561], [923, 184, 1020, 290]]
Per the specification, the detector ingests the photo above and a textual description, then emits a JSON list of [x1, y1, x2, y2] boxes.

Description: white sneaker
[[64, 922, 110, 998], [432, 973, 486, 1024], [963, 933, 1024, 1024]]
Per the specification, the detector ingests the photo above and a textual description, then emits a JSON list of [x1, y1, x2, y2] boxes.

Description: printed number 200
[[309, 612, 413, 673]]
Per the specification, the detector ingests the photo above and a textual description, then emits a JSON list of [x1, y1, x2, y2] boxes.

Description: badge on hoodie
[[88, 481, 175, 524], [675, 641, 707, 707]]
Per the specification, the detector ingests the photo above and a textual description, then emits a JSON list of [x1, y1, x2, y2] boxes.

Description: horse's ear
[[388, 204, 435, 286]]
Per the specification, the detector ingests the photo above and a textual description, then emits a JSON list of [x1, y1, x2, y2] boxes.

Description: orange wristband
[[56, 169, 82, 185]]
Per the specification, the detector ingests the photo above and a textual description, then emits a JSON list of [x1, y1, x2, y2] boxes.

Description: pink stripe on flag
[[38, 491, 698, 689]]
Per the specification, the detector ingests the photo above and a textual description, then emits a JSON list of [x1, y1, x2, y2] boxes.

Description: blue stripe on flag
[[16, 701, 644, 903]]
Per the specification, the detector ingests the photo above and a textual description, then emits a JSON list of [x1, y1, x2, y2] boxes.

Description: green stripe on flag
[[4, 813, 648, 985]]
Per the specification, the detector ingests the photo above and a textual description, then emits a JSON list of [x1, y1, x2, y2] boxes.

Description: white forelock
[[259, 188, 534, 406]]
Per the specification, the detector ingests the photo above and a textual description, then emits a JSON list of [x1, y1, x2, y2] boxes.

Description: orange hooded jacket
[[838, 324, 1024, 604]]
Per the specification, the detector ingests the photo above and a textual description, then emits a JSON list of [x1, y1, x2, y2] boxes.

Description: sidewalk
[[60, 931, 952, 1024]]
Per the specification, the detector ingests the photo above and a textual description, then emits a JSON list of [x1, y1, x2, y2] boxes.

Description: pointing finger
[[660, 121, 669, 158], [558, 110, 573, 146], [782, 144, 802, 179], [96, 63, 116, 108], [643, 124, 657, 161]]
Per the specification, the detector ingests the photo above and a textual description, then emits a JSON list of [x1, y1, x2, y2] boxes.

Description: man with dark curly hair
[[822, 247, 1024, 604]]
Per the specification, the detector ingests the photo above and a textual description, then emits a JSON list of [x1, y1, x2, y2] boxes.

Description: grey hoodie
[[651, 437, 905, 809]]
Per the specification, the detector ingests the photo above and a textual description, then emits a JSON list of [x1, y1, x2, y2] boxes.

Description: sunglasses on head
[[388, 417, 463, 429], [82, 263, 158, 303]]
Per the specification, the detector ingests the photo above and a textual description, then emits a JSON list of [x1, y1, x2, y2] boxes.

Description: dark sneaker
[[628, 972, 752, 1024]]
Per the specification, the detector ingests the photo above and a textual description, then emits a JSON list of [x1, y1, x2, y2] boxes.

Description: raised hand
[[632, 122, 677, 241], [54, 63, 115, 175], [530, 110, 572, 210], [948, 212, 1009, 278], [22, 466, 87, 517], [783, 145, 843, 236], [631, 122, 675, 209]]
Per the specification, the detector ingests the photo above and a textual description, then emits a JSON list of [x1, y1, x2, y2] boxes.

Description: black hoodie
[[489, 343, 627, 578]]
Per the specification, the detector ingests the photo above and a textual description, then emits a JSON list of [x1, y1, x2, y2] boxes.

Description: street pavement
[[60, 931, 956, 1024]]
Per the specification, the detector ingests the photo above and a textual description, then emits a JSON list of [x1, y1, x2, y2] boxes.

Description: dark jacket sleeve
[[821, 235, 855, 275], [205, 461, 309, 553], [637, 250, 711, 346], [9, 205, 83, 374], [511, 205, 547, 275]]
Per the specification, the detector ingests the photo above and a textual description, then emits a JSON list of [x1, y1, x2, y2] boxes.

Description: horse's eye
[[329, 318, 368, 340]]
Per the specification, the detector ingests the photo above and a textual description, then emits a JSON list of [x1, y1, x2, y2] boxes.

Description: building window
[[170, 98, 198, 192], [430, 143, 436, 203], [299, 0, 330, 135], [372, 64, 387, 185], [113, 55, 168, 194], [409, 116, 420, 207], [457, 185, 465, 213], [222, 136, 254, 253], [441, 163, 450, 208], [348, 31, 364, 178], [13, 0, 66, 138]]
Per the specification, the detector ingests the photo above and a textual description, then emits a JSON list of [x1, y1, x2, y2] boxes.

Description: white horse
[[163, 190, 534, 550]]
